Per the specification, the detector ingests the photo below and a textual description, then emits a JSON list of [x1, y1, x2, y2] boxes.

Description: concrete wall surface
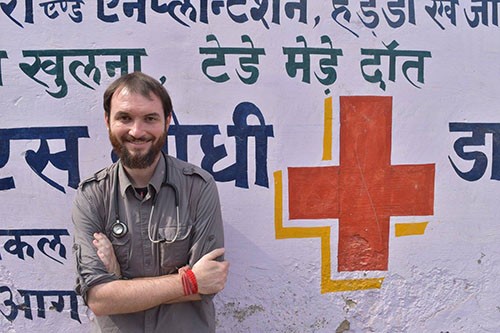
[[0, 1, 499, 332]]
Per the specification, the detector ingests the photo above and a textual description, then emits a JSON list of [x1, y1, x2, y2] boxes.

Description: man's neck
[[123, 154, 161, 188]]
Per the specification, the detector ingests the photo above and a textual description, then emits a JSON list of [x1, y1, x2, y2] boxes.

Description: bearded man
[[72, 72, 228, 333]]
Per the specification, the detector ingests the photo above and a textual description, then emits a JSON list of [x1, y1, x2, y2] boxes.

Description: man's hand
[[191, 248, 229, 294], [93, 232, 121, 277], [92, 233, 229, 295]]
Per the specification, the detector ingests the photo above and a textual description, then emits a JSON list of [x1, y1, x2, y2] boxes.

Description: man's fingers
[[201, 248, 225, 261], [96, 250, 106, 261]]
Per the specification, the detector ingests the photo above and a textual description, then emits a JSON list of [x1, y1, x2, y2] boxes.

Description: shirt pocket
[[159, 225, 192, 274], [110, 233, 132, 273]]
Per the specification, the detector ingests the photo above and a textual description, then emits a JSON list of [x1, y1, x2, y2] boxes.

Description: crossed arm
[[87, 233, 229, 316]]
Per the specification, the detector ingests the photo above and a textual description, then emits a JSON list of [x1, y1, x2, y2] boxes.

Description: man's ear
[[104, 113, 110, 130], [165, 113, 172, 131]]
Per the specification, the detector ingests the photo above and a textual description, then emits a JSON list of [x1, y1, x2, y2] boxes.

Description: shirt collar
[[118, 153, 166, 197]]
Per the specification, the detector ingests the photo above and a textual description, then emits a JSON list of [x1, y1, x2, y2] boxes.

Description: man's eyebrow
[[113, 111, 130, 117], [145, 113, 161, 118], [113, 111, 162, 118]]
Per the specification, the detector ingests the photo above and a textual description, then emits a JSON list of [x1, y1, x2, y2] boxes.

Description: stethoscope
[[111, 152, 181, 244]]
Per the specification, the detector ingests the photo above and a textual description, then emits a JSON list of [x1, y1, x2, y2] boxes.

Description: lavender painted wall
[[0, 2, 499, 332]]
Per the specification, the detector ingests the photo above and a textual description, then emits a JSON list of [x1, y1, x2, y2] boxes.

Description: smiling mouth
[[126, 140, 151, 148]]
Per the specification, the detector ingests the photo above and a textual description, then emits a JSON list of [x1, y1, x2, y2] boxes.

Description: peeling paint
[[220, 302, 265, 323], [342, 296, 357, 314], [309, 317, 329, 330], [336, 319, 351, 333]]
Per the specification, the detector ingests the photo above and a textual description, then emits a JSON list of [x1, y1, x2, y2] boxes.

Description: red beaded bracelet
[[179, 266, 198, 296], [185, 268, 198, 295]]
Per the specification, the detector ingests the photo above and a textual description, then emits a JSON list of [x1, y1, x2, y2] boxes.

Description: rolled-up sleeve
[[187, 176, 224, 301], [188, 177, 224, 264], [72, 185, 117, 304]]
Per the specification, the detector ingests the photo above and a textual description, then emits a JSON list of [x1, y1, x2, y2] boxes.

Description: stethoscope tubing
[[111, 152, 181, 243]]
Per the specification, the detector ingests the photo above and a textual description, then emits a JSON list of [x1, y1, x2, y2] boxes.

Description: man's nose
[[129, 120, 146, 138]]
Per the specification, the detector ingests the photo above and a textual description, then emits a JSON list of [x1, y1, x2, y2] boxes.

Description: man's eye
[[117, 115, 131, 122], [146, 116, 158, 122]]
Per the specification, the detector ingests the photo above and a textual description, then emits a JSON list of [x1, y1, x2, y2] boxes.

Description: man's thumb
[[201, 248, 225, 261]]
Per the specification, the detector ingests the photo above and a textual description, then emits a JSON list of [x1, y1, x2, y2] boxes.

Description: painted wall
[[0, 1, 499, 332]]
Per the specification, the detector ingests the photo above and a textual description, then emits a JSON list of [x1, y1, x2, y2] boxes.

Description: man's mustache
[[123, 135, 152, 143]]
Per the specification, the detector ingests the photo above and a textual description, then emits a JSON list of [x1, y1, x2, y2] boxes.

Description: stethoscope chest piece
[[113, 152, 180, 243], [112, 220, 128, 238]]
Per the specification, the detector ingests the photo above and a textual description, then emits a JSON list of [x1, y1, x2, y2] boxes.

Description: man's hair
[[103, 71, 173, 120]]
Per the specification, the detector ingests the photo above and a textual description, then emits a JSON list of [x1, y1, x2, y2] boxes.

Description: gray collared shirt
[[72, 154, 224, 332]]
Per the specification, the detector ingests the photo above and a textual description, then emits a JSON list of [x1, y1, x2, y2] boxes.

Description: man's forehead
[[113, 86, 156, 100], [108, 87, 165, 118]]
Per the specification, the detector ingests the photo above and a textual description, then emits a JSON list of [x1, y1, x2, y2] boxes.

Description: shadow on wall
[[216, 223, 337, 332]]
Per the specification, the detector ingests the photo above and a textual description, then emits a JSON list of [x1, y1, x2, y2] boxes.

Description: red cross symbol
[[287, 96, 435, 271]]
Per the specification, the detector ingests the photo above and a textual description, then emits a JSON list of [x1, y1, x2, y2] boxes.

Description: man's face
[[106, 87, 170, 169]]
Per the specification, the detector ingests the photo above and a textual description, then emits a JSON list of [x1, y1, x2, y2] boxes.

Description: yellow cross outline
[[274, 95, 431, 292], [274, 170, 384, 293]]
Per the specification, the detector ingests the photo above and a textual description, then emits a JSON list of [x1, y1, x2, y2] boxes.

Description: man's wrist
[[178, 266, 198, 296]]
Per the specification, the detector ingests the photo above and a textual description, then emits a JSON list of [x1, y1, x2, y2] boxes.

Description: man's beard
[[109, 130, 166, 169]]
